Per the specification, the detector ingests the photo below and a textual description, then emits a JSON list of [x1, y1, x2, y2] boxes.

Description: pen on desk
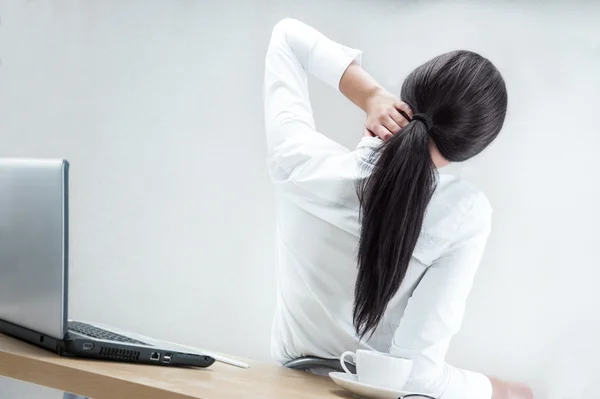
[[161, 339, 250, 369]]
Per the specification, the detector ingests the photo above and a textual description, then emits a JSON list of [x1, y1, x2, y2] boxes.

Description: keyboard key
[[68, 321, 148, 346]]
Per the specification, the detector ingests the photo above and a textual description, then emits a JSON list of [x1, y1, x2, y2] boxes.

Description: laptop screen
[[0, 159, 69, 339]]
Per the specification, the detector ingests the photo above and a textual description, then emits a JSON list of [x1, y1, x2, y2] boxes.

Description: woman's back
[[270, 135, 492, 363]]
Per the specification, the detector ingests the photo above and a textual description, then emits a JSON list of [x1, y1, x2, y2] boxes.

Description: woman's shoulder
[[436, 174, 492, 214], [424, 174, 492, 237]]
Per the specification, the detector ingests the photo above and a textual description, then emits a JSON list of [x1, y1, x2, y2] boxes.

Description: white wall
[[1, 0, 599, 397]]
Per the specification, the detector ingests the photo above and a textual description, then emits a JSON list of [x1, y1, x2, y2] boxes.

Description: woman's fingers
[[365, 98, 415, 141], [381, 116, 402, 135], [389, 108, 409, 129], [372, 124, 393, 141], [395, 100, 414, 120], [366, 115, 400, 141]]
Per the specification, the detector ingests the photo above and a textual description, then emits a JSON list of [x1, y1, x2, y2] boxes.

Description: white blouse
[[264, 18, 493, 399]]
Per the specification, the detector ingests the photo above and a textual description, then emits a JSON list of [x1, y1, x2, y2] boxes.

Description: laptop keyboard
[[68, 321, 149, 346]]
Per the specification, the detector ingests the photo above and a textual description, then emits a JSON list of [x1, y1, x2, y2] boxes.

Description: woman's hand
[[490, 376, 534, 399], [508, 383, 534, 399], [364, 89, 413, 141], [339, 62, 412, 141]]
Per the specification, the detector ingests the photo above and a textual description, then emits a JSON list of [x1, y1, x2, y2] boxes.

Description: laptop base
[[0, 319, 214, 368]]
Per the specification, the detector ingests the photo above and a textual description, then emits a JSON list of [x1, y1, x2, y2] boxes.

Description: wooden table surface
[[0, 334, 351, 399]]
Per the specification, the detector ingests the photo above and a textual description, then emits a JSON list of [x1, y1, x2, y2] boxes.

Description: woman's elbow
[[396, 356, 450, 396], [270, 18, 296, 42]]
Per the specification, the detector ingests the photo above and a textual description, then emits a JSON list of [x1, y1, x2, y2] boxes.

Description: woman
[[264, 18, 532, 399]]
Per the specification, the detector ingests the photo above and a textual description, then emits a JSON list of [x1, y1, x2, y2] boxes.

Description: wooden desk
[[0, 334, 350, 399]]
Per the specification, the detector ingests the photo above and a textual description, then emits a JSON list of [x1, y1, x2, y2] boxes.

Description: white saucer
[[329, 372, 426, 399]]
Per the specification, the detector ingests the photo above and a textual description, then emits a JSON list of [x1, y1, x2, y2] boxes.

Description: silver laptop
[[0, 159, 214, 368]]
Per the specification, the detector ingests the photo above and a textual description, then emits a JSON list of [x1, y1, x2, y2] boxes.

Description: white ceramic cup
[[340, 349, 413, 391]]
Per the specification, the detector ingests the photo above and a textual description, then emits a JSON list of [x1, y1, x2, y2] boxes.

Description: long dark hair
[[354, 50, 508, 338]]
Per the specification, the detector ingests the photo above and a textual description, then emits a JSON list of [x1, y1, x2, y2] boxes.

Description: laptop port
[[150, 352, 160, 361], [82, 343, 94, 350], [163, 353, 172, 364]]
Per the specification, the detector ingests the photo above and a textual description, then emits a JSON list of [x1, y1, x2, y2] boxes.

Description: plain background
[[0, 0, 599, 397]]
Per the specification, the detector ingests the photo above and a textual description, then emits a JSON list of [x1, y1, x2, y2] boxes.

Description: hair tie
[[411, 113, 433, 131]]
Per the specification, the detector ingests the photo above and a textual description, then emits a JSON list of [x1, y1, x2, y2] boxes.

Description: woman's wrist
[[364, 86, 389, 112], [339, 62, 384, 112]]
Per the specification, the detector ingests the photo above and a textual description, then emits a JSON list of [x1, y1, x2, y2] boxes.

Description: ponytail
[[354, 121, 437, 338], [353, 49, 508, 338]]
